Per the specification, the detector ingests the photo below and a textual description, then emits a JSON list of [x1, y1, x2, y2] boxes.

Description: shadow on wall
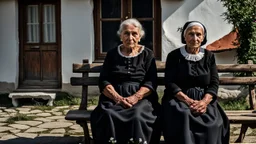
[[0, 82, 15, 94], [162, 0, 204, 22]]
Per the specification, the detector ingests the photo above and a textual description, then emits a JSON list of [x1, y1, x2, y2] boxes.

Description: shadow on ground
[[0, 136, 167, 144], [0, 136, 83, 144]]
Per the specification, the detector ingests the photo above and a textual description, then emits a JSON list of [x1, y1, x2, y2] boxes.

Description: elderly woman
[[161, 21, 230, 144], [91, 18, 160, 144]]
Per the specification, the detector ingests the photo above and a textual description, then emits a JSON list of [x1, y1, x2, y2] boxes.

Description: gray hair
[[117, 18, 145, 38]]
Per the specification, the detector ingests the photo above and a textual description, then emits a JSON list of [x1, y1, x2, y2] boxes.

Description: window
[[94, 0, 161, 61]]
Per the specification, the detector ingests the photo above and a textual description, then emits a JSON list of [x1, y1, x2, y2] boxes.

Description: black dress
[[162, 47, 230, 144], [91, 45, 160, 144]]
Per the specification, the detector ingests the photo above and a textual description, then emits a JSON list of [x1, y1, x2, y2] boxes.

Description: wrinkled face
[[184, 25, 204, 49], [120, 24, 141, 48]]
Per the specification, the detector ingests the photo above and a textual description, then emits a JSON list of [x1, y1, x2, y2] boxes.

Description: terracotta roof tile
[[206, 31, 238, 52]]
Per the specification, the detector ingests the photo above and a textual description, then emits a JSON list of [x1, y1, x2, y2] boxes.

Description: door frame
[[18, 0, 62, 89]]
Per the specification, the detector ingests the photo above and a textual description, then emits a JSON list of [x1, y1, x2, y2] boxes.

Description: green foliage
[[219, 97, 249, 110], [33, 105, 54, 111], [220, 0, 256, 65], [54, 92, 81, 106], [5, 114, 36, 124]]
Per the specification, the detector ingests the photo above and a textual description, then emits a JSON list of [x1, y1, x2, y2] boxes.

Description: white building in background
[[0, 0, 236, 94]]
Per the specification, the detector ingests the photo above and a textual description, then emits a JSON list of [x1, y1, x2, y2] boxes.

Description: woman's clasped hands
[[114, 93, 142, 108], [189, 100, 208, 115]]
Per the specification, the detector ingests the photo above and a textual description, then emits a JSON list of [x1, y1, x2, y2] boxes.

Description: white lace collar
[[180, 46, 205, 61], [117, 44, 145, 58]]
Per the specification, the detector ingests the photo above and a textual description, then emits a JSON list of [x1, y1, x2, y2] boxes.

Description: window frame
[[93, 0, 161, 61]]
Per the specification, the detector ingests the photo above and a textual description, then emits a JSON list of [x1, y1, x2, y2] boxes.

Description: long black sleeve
[[205, 52, 219, 100], [98, 51, 112, 92], [165, 50, 182, 95], [142, 51, 158, 92]]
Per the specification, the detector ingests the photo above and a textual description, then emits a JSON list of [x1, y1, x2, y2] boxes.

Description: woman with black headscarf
[[161, 21, 230, 144]]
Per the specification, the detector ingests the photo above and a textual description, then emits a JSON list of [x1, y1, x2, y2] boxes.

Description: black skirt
[[91, 82, 160, 144], [161, 87, 230, 144]]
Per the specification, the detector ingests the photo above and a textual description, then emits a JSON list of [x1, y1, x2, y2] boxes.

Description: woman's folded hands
[[190, 94, 213, 115]]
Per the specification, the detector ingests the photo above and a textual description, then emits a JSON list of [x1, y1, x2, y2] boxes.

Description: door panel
[[42, 49, 57, 80], [24, 51, 40, 80], [19, 0, 61, 89]]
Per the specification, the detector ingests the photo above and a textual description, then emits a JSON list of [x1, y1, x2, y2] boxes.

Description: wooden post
[[79, 59, 89, 110], [79, 59, 91, 144], [247, 60, 256, 110]]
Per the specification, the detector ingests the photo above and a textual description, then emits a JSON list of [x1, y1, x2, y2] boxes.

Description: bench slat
[[65, 109, 256, 125], [219, 77, 256, 85], [71, 77, 256, 86], [65, 110, 92, 121], [71, 77, 99, 86], [225, 110, 256, 114], [72, 63, 256, 73]]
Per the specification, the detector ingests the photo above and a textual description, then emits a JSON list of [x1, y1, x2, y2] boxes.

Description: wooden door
[[19, 0, 61, 89], [94, 0, 161, 61]]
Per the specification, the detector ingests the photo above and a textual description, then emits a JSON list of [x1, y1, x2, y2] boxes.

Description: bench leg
[[80, 122, 91, 144], [47, 99, 54, 106], [12, 98, 18, 107], [235, 124, 248, 143]]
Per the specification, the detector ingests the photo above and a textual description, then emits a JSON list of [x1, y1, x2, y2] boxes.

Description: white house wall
[[0, 0, 19, 92], [61, 0, 94, 83], [215, 50, 237, 64], [0, 0, 237, 93]]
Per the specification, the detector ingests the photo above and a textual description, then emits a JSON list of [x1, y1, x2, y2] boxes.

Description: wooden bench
[[65, 59, 256, 144]]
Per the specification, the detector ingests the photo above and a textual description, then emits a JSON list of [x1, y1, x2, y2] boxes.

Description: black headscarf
[[181, 21, 207, 46]]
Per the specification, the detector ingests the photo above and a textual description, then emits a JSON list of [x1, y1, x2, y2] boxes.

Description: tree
[[220, 0, 256, 65]]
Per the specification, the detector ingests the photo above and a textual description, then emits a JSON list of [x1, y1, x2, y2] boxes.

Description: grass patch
[[57, 108, 69, 115], [64, 127, 84, 136], [5, 114, 36, 124], [87, 96, 99, 106], [248, 129, 256, 136], [36, 129, 52, 134], [32, 105, 54, 111], [219, 97, 249, 110], [54, 92, 81, 106]]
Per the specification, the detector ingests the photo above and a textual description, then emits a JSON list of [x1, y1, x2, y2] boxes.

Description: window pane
[[27, 5, 39, 43], [43, 5, 56, 43], [140, 21, 153, 50], [132, 0, 153, 18], [101, 21, 121, 52], [101, 0, 121, 18]]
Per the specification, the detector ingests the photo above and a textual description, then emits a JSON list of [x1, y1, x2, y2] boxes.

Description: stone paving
[[0, 105, 255, 144]]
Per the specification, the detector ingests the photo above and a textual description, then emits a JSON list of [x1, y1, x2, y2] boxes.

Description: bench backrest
[[71, 59, 256, 110]]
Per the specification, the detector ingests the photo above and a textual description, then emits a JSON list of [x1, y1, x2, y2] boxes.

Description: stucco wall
[[61, 0, 94, 83], [161, 0, 234, 62], [215, 50, 237, 64], [0, 0, 19, 91], [0, 0, 236, 93]]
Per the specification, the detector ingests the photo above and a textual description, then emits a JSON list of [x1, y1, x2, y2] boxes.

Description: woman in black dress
[[91, 18, 160, 144], [162, 21, 230, 144]]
